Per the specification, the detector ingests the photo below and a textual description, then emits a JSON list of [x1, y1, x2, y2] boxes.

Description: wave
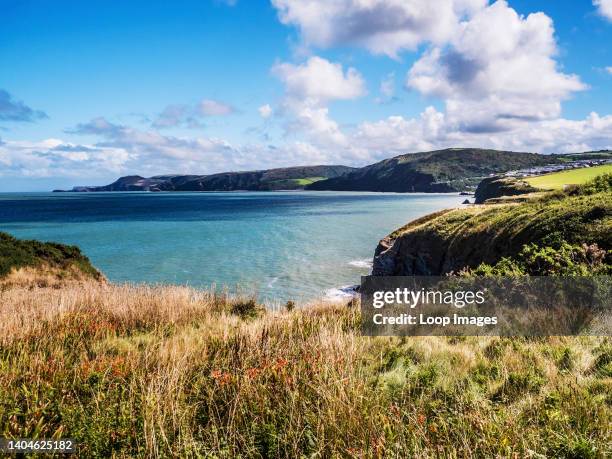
[[348, 259, 373, 269], [267, 277, 279, 288], [324, 284, 359, 301]]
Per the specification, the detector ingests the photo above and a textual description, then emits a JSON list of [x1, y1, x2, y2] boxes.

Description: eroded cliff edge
[[372, 181, 611, 276]]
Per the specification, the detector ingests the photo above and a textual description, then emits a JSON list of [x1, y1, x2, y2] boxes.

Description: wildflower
[[275, 358, 288, 370], [246, 367, 260, 379]]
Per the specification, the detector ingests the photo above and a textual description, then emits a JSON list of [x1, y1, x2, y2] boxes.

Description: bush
[[230, 298, 262, 318], [0, 232, 100, 279], [471, 241, 610, 276]]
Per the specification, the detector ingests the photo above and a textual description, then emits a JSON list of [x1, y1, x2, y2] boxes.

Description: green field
[[270, 176, 326, 188], [291, 176, 326, 185], [525, 164, 612, 189]]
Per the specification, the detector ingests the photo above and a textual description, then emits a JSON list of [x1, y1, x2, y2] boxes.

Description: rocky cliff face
[[372, 189, 611, 276], [474, 176, 538, 204], [59, 166, 355, 192]]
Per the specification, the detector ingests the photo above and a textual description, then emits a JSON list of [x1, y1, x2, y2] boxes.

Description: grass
[[0, 281, 610, 457], [525, 164, 612, 190], [270, 176, 326, 187], [382, 182, 611, 274]]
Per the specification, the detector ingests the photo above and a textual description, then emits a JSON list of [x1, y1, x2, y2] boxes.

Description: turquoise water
[[0, 192, 462, 302]]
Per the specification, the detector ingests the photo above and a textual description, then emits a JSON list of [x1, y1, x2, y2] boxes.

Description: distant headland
[[54, 148, 612, 194]]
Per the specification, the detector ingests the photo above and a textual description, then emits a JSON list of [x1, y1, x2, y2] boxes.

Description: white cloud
[[606, 66, 612, 75], [286, 105, 348, 146], [271, 0, 487, 57], [594, 0, 612, 20], [258, 104, 273, 118], [272, 56, 366, 103], [272, 56, 365, 147], [406, 1, 586, 132], [353, 109, 612, 156], [0, 138, 131, 178]]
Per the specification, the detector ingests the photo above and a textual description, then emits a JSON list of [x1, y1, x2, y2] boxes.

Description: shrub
[[230, 298, 262, 318], [471, 241, 610, 276]]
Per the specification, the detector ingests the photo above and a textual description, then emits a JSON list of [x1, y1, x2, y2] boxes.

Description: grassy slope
[[309, 148, 556, 192], [270, 176, 326, 188], [526, 164, 612, 190], [0, 284, 610, 457], [0, 232, 101, 281], [378, 184, 611, 275]]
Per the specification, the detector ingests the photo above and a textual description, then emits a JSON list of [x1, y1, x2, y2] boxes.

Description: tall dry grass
[[0, 282, 610, 457]]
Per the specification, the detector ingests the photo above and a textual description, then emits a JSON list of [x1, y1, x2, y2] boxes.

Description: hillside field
[[525, 164, 612, 190]]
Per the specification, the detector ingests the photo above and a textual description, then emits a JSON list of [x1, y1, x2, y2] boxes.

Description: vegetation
[[3, 173, 610, 456], [374, 174, 611, 276], [269, 176, 326, 188], [61, 166, 355, 192], [0, 232, 101, 284], [308, 148, 558, 192], [472, 241, 611, 276], [525, 164, 612, 190], [0, 283, 610, 457]]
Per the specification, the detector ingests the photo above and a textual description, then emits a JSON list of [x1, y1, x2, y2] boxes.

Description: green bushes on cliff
[[0, 232, 101, 280], [472, 241, 611, 276], [374, 174, 611, 276]]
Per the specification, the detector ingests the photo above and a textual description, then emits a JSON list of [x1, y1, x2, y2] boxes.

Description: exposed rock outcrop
[[474, 176, 538, 204]]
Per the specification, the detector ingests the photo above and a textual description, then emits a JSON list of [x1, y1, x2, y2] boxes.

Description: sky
[[1, 0, 612, 191]]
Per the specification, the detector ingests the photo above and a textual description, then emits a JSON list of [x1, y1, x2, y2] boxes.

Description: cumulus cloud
[[272, 56, 365, 147], [271, 0, 487, 57], [0, 89, 48, 123], [594, 0, 612, 20], [0, 138, 130, 178], [151, 99, 235, 129], [406, 1, 586, 132], [272, 56, 366, 103], [258, 104, 273, 118], [353, 109, 612, 157]]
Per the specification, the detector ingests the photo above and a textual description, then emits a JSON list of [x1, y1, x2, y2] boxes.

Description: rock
[[474, 176, 538, 204]]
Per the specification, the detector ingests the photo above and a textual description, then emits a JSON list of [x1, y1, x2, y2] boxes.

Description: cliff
[[307, 148, 554, 192], [59, 165, 355, 192], [373, 176, 611, 276], [474, 176, 539, 203]]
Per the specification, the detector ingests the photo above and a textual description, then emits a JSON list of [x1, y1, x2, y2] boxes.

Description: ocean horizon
[[0, 191, 463, 302]]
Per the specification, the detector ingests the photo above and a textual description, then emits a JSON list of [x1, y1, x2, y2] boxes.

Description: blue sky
[[1, 0, 612, 190]]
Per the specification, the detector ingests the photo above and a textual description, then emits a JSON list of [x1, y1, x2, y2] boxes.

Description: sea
[[0, 191, 463, 303]]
